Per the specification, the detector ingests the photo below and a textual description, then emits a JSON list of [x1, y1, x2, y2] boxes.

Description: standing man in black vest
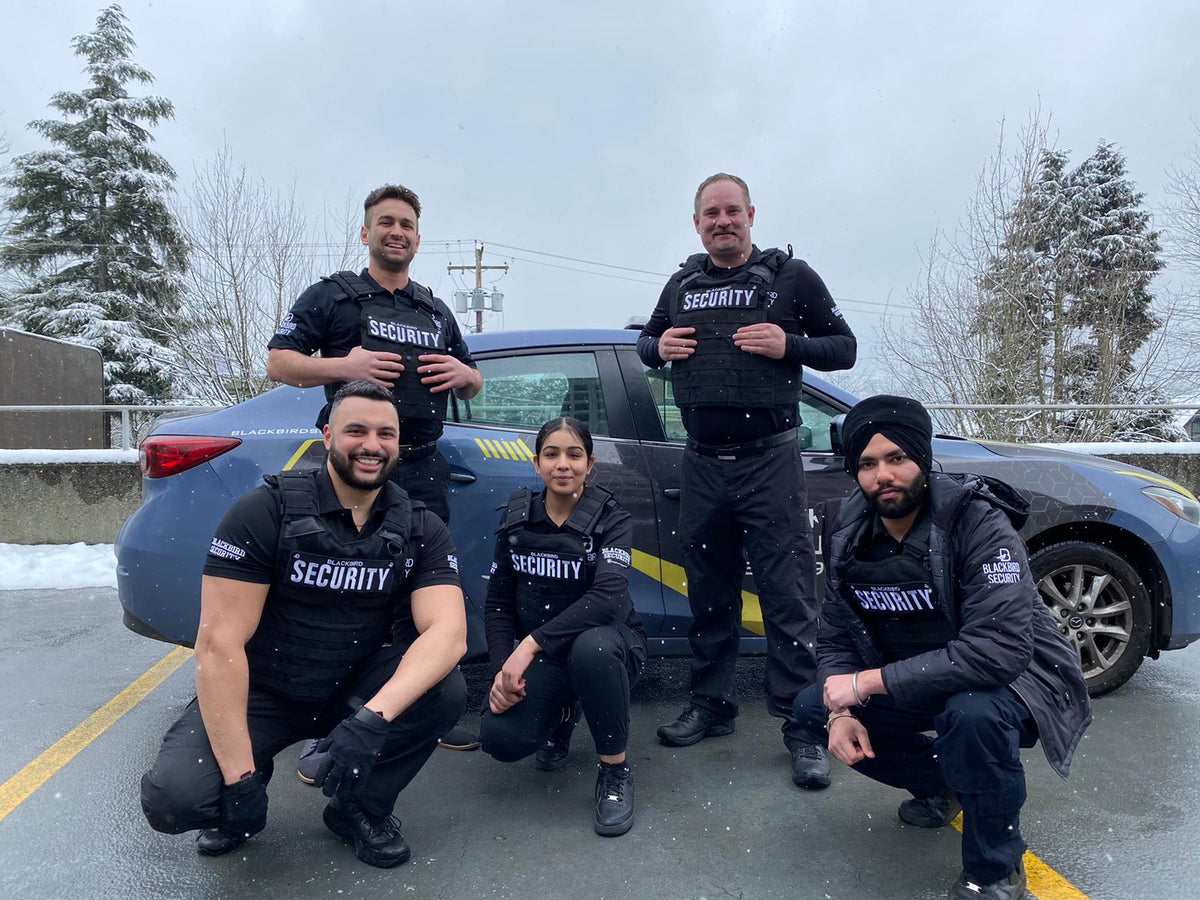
[[140, 382, 468, 868], [638, 173, 857, 786], [267, 183, 482, 754], [267, 183, 481, 526], [793, 395, 1090, 899]]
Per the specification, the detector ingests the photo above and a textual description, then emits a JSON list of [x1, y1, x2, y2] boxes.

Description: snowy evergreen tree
[[888, 120, 1172, 442], [0, 5, 187, 403]]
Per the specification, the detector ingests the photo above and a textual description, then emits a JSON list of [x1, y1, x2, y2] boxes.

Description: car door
[[617, 347, 854, 654], [442, 345, 665, 655]]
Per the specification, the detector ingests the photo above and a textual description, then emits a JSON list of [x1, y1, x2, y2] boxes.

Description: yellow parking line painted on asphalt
[[0, 645, 192, 822], [947, 795, 1088, 898], [283, 438, 321, 472]]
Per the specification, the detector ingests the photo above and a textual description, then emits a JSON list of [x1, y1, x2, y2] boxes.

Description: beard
[[865, 471, 928, 519], [328, 444, 398, 490]]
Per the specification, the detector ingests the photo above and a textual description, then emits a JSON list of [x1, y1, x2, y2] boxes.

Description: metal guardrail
[[0, 404, 224, 450]]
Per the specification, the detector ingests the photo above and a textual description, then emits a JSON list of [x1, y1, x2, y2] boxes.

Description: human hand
[[827, 716, 874, 766], [218, 770, 268, 840], [340, 345, 404, 388], [823, 673, 858, 712], [488, 670, 525, 714], [418, 354, 478, 393], [314, 707, 390, 799], [732, 323, 786, 359], [658, 326, 697, 362], [499, 642, 535, 696]]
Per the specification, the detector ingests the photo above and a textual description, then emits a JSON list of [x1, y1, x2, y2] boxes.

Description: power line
[[478, 240, 671, 278]]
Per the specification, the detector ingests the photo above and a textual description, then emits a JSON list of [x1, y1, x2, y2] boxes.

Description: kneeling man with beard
[[141, 380, 467, 868], [792, 395, 1091, 900]]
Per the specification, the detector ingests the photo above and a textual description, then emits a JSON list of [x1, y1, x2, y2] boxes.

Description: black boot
[[536, 702, 582, 772], [323, 796, 411, 868], [593, 762, 634, 837], [949, 861, 1027, 899], [656, 705, 735, 747], [790, 743, 831, 790], [195, 828, 247, 857], [898, 786, 961, 828]]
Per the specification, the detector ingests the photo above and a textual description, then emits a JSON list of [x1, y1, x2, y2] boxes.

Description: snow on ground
[[0, 449, 139, 463], [0, 542, 117, 590]]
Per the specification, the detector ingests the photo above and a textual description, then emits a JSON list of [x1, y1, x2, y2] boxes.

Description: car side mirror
[[830, 414, 846, 455], [797, 425, 812, 450]]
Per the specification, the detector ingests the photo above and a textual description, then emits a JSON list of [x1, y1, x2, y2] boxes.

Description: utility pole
[[448, 243, 508, 333]]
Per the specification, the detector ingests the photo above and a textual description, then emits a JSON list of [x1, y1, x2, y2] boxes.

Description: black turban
[[842, 395, 933, 476]]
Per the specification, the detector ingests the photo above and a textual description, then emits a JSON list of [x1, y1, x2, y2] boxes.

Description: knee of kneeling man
[[140, 769, 202, 834], [480, 723, 536, 763]]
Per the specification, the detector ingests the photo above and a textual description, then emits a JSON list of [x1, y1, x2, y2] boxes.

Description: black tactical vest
[[837, 516, 955, 663], [667, 248, 803, 409], [501, 486, 615, 635], [323, 270, 449, 422], [245, 469, 422, 703]]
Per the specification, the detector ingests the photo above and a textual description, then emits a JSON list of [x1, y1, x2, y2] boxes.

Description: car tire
[[1030, 541, 1152, 697]]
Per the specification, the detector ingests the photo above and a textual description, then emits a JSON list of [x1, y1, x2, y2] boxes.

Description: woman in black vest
[[480, 416, 646, 836]]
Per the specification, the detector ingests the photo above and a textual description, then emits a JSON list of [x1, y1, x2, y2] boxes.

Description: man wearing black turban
[[792, 395, 1091, 900]]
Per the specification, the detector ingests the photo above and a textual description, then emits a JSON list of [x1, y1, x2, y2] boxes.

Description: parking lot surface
[[2, 587, 1198, 899]]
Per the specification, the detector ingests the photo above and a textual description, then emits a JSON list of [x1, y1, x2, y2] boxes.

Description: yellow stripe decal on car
[[1115, 470, 1198, 502], [474, 437, 536, 463], [631, 549, 765, 636], [283, 438, 322, 471]]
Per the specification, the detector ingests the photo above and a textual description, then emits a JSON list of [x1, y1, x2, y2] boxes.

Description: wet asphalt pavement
[[2, 587, 1199, 900]]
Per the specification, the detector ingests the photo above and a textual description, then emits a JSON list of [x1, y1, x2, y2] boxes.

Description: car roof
[[462, 328, 859, 407]]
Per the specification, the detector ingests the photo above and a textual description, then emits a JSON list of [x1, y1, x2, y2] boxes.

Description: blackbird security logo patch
[[982, 548, 1022, 584]]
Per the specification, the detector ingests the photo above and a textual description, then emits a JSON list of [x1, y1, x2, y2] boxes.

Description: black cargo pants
[[680, 437, 818, 746]]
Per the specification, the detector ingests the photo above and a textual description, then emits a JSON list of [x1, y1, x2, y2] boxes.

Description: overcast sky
[[3, 1, 1199, 389]]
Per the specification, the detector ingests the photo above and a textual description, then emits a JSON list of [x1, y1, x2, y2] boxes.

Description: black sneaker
[[790, 744, 831, 790], [536, 702, 582, 772], [656, 705, 735, 747], [949, 861, 1027, 899], [438, 724, 481, 751], [323, 796, 411, 868], [195, 828, 247, 857], [593, 763, 634, 837], [297, 738, 325, 785], [898, 786, 961, 828]]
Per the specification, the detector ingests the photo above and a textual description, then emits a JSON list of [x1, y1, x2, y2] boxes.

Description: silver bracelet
[[852, 671, 870, 707]]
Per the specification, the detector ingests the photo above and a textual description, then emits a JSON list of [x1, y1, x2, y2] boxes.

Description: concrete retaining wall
[[0, 462, 143, 544], [1, 450, 1198, 545]]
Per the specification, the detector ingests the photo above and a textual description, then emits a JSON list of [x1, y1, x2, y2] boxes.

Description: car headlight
[[1142, 486, 1200, 526]]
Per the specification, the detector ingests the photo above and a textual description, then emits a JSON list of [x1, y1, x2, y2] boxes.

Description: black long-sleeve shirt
[[484, 489, 644, 673], [638, 247, 857, 444]]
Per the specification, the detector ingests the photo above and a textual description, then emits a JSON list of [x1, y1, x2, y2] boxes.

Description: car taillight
[[140, 435, 243, 478]]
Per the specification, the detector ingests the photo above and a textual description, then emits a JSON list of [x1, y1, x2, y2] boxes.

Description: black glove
[[219, 771, 268, 839], [315, 706, 390, 799]]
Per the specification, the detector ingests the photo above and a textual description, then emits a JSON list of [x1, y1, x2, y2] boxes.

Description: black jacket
[[817, 472, 1092, 779]]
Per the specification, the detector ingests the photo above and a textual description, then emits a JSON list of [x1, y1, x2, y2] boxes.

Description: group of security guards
[[139, 176, 1090, 900]]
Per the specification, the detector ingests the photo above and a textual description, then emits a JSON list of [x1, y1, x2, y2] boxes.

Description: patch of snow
[[0, 449, 139, 464], [1037, 442, 1200, 455], [0, 543, 117, 589]]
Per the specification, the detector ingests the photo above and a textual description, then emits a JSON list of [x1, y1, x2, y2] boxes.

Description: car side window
[[457, 352, 610, 436], [643, 363, 839, 452]]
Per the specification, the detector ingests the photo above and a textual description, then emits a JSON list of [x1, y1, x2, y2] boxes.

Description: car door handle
[[662, 488, 681, 500], [449, 472, 477, 484]]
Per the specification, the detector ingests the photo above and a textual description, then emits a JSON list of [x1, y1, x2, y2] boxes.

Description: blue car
[[117, 328, 1200, 695]]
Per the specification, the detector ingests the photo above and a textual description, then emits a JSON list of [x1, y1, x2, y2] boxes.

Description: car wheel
[[1030, 541, 1152, 697]]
